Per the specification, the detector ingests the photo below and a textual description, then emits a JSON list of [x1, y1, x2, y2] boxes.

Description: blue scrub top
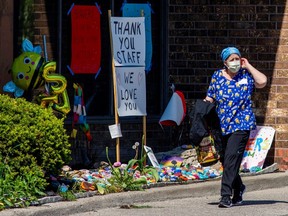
[[207, 68, 256, 135]]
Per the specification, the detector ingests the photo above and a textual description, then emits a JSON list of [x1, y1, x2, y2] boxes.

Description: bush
[[0, 94, 71, 175], [0, 154, 47, 210]]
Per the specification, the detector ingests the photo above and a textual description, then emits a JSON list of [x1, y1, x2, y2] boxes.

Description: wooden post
[[141, 9, 147, 165], [108, 10, 120, 162]]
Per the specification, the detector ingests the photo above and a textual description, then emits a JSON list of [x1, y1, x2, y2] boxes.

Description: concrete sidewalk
[[2, 168, 288, 216]]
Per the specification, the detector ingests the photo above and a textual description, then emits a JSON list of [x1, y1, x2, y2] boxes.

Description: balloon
[[42, 62, 67, 95], [53, 89, 71, 115], [3, 39, 71, 115]]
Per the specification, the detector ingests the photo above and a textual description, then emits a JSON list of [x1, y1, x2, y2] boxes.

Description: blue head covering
[[221, 47, 241, 62]]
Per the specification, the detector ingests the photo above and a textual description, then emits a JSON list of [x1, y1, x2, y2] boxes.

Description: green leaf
[[126, 159, 139, 170], [96, 183, 106, 195], [4, 199, 13, 207], [133, 177, 147, 185]]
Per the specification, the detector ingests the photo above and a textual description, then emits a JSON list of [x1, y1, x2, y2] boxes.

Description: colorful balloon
[[3, 39, 71, 115]]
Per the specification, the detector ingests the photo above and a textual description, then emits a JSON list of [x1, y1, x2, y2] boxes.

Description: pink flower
[[113, 161, 122, 167]]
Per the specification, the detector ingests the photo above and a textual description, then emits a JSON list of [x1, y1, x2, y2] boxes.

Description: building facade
[[1, 0, 288, 170]]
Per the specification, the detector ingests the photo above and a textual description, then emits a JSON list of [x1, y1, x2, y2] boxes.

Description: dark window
[[61, 0, 166, 118]]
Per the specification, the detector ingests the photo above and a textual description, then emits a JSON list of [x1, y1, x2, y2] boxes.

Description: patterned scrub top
[[207, 68, 256, 135]]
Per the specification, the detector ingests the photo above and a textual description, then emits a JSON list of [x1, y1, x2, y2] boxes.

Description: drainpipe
[[57, 0, 62, 74]]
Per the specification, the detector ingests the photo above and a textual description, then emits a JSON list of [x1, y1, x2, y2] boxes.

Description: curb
[[4, 169, 288, 216], [36, 163, 279, 205]]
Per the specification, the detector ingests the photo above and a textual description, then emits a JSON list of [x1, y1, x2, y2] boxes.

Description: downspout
[[57, 0, 62, 74]]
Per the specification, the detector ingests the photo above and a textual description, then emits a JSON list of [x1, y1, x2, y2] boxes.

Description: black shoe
[[232, 184, 246, 205], [218, 195, 232, 208]]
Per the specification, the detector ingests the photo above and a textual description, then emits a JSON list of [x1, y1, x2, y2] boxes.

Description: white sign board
[[144, 145, 160, 169], [110, 17, 146, 66], [116, 67, 146, 116], [241, 126, 275, 171], [108, 124, 122, 139]]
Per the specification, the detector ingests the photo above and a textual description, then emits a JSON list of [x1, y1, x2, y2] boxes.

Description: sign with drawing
[[241, 126, 275, 171]]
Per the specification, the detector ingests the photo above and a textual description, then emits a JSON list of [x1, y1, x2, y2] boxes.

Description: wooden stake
[[141, 9, 147, 165], [108, 10, 120, 162]]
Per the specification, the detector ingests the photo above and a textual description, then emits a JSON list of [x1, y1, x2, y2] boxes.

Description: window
[[60, 0, 166, 118]]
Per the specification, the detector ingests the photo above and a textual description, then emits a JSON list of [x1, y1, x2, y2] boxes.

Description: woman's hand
[[204, 96, 214, 103], [241, 57, 267, 89], [240, 57, 250, 68]]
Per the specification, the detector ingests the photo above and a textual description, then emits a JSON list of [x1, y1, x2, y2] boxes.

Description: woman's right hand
[[204, 96, 214, 103]]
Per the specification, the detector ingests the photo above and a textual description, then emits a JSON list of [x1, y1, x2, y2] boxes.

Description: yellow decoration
[[6, 39, 71, 115]]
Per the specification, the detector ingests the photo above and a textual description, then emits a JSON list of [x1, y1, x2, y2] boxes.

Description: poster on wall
[[116, 67, 146, 116], [69, 5, 101, 75], [241, 126, 275, 171], [110, 17, 146, 67], [122, 3, 153, 73]]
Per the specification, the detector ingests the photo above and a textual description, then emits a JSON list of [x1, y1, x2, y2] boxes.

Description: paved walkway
[[1, 168, 288, 216]]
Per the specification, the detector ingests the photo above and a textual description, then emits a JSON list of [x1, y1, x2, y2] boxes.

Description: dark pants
[[220, 130, 250, 197]]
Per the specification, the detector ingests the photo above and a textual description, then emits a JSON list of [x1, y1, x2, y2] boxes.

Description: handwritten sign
[[116, 67, 146, 116], [122, 3, 153, 73], [110, 17, 145, 67], [241, 126, 275, 171]]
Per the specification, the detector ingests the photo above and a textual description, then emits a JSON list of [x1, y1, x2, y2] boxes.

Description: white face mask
[[226, 60, 241, 73]]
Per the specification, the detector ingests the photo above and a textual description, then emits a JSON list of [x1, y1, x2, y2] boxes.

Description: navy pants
[[220, 130, 250, 197]]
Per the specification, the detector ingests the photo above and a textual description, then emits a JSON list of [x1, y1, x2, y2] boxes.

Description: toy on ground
[[3, 39, 70, 115]]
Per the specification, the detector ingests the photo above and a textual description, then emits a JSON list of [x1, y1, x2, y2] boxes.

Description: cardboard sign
[[241, 126, 275, 171], [108, 124, 122, 139], [116, 67, 146, 116], [144, 145, 160, 169], [110, 17, 146, 67]]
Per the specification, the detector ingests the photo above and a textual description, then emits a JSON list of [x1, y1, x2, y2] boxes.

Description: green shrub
[[0, 94, 71, 175], [0, 154, 47, 210]]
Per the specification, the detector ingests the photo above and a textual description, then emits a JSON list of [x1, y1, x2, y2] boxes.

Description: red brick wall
[[0, 0, 14, 91], [33, 0, 57, 61], [168, 1, 288, 170]]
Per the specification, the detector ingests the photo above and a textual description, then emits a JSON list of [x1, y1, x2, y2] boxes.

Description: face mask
[[226, 60, 241, 73]]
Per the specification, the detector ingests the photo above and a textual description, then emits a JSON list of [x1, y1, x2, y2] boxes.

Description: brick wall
[[168, 0, 288, 170], [0, 0, 13, 91], [32, 0, 288, 170]]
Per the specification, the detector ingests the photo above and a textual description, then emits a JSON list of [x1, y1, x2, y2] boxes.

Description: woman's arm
[[241, 57, 267, 89]]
